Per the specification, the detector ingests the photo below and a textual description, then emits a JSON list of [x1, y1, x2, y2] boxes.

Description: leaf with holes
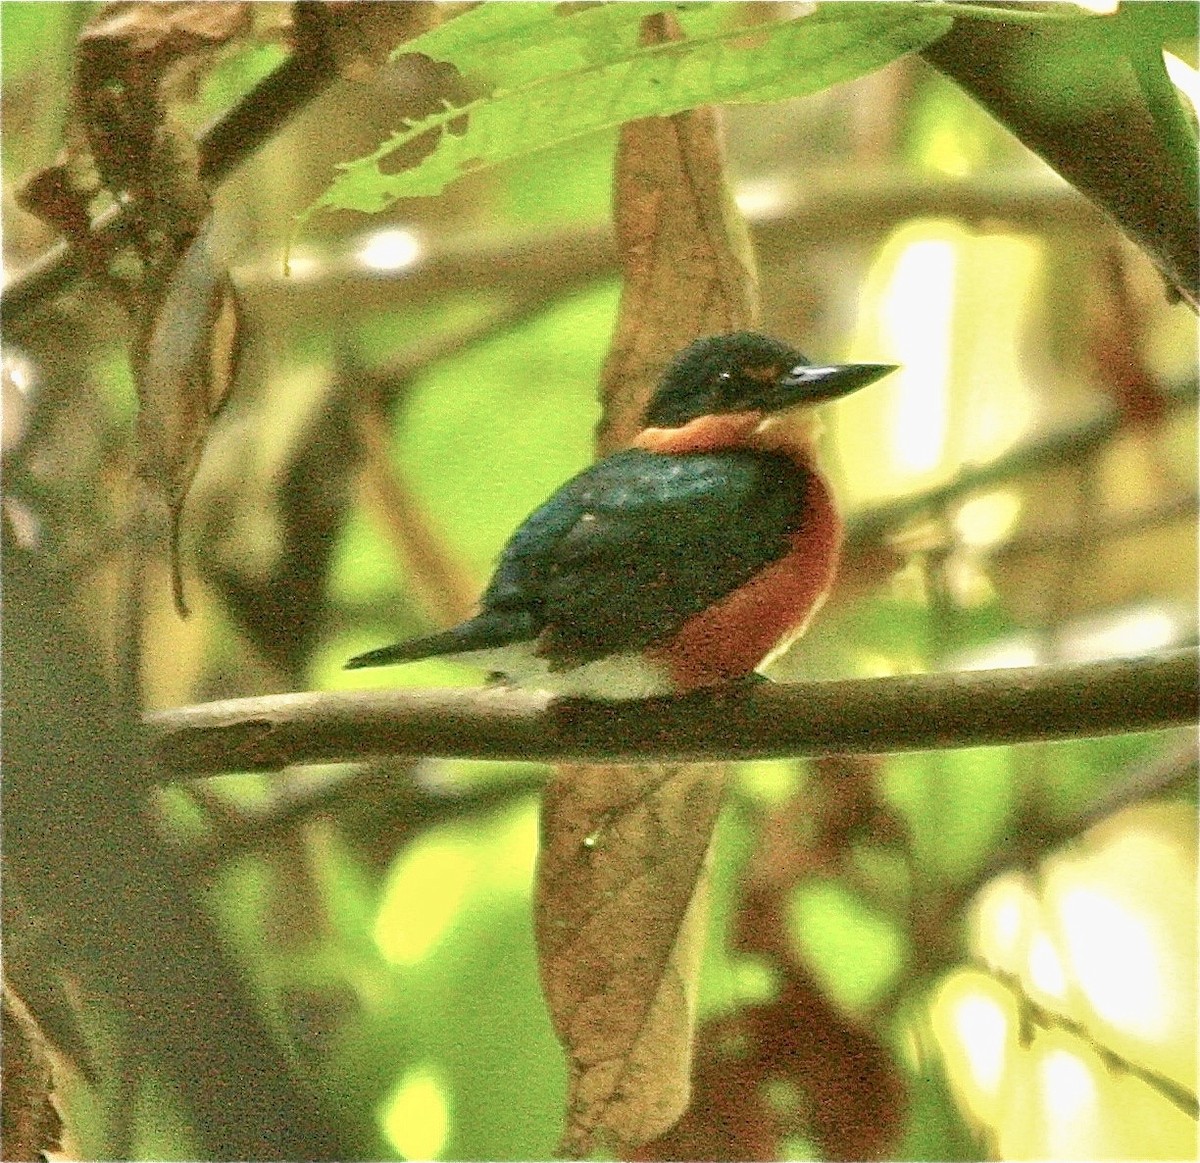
[[297, 2, 954, 224]]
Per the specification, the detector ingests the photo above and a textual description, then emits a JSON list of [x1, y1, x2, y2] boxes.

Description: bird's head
[[633, 332, 896, 458]]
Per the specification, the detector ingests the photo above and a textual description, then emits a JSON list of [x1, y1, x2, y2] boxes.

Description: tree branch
[[1, 29, 339, 329], [843, 377, 1197, 554], [146, 648, 1198, 776]]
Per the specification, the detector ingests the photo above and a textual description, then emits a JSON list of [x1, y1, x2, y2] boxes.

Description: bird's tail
[[345, 611, 535, 670]]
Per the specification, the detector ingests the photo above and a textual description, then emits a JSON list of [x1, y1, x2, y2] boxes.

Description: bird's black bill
[[766, 361, 897, 410]]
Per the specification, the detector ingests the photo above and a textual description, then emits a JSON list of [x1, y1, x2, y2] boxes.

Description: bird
[[347, 332, 895, 699]]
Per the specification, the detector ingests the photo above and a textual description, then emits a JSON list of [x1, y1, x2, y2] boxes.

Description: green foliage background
[[2, 3, 1196, 1160]]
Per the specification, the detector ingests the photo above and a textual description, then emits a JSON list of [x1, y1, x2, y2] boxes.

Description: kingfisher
[[347, 332, 895, 699]]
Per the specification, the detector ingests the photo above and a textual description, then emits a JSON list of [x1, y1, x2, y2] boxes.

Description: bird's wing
[[480, 448, 811, 668]]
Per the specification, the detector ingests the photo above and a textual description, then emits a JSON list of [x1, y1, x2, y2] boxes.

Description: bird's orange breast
[[645, 470, 842, 691]]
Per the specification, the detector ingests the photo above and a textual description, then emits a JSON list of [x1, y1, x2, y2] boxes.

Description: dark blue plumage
[[346, 333, 896, 696], [345, 448, 810, 671]]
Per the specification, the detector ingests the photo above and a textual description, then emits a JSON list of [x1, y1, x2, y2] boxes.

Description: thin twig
[[232, 177, 1110, 326], [980, 962, 1199, 1119], [146, 648, 1199, 776]]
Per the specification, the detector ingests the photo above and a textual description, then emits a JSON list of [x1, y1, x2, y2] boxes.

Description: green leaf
[[299, 2, 953, 222]]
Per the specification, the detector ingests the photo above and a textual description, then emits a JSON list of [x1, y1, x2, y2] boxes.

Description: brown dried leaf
[[15, 157, 99, 250], [640, 885, 907, 1163], [75, 3, 248, 242], [80, 2, 250, 60], [535, 763, 728, 1157], [597, 12, 760, 454], [535, 12, 761, 1157], [136, 217, 242, 615]]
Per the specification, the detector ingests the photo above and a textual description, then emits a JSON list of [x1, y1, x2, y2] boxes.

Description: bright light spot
[[1073, 0, 1119, 13], [735, 178, 790, 219], [879, 237, 956, 473], [738, 760, 800, 806], [953, 993, 1010, 1093], [1057, 886, 1167, 1038], [5, 353, 34, 395], [481, 803, 539, 894], [282, 249, 320, 280], [1059, 606, 1179, 661], [990, 895, 1024, 952], [1027, 933, 1068, 1000], [1165, 52, 1200, 119], [733, 957, 780, 1005], [955, 638, 1041, 672], [944, 553, 996, 608], [972, 873, 1035, 968], [380, 1067, 450, 1160], [374, 837, 475, 965], [1040, 1048, 1097, 1122], [921, 125, 973, 179], [854, 652, 901, 678], [358, 228, 421, 271], [953, 491, 1021, 548]]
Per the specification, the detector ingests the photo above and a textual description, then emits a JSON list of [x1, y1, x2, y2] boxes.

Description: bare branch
[[146, 648, 1198, 776], [947, 735, 1198, 910]]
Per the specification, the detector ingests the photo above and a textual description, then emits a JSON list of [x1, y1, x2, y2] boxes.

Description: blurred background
[[2, 2, 1196, 1159]]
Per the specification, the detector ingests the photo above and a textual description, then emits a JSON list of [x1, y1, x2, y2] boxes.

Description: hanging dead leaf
[[534, 11, 762, 1157], [638, 883, 908, 1163], [535, 762, 727, 1157], [80, 2, 250, 57], [596, 11, 759, 454], [136, 217, 243, 616], [76, 3, 249, 219], [15, 152, 100, 252]]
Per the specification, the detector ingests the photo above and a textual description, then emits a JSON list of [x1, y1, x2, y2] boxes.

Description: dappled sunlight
[[374, 804, 540, 967], [1026, 932, 1070, 1005], [970, 872, 1039, 973], [1055, 886, 1167, 1039], [1056, 605, 1184, 662], [931, 970, 1020, 1124], [1032, 1040, 1102, 1160], [375, 837, 478, 966], [356, 227, 422, 272], [379, 1066, 451, 1160], [953, 490, 1023, 548], [836, 220, 1039, 508], [1044, 803, 1198, 1089], [957, 993, 1010, 1094], [879, 235, 956, 475], [6, 1, 1195, 1156], [933, 802, 1198, 1160], [1164, 51, 1200, 117]]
